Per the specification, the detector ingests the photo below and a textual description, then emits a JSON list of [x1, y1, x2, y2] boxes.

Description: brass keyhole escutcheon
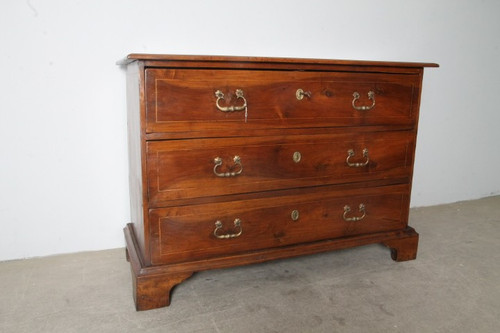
[[296, 89, 311, 100], [293, 151, 302, 163], [291, 210, 300, 221]]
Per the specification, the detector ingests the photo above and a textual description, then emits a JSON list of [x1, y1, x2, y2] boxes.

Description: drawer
[[146, 131, 415, 206], [149, 184, 410, 264], [145, 69, 420, 135]]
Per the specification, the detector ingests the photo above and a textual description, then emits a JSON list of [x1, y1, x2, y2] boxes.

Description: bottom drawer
[[149, 184, 410, 265]]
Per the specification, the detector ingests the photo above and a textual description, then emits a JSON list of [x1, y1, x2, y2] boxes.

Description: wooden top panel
[[118, 53, 439, 69]]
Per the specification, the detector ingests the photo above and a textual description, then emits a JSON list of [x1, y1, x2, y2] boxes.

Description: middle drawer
[[147, 131, 414, 206]]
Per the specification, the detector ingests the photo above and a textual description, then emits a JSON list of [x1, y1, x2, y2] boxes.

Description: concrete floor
[[1, 196, 499, 333]]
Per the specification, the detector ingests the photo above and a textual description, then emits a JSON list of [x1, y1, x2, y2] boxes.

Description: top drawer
[[145, 69, 421, 135]]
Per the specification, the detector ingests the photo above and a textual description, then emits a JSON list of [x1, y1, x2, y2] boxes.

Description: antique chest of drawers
[[119, 54, 438, 310]]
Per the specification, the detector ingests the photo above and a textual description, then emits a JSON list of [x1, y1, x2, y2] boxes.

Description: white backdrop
[[1, 0, 499, 260]]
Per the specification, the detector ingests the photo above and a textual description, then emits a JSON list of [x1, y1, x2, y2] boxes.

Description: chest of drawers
[[119, 54, 438, 310]]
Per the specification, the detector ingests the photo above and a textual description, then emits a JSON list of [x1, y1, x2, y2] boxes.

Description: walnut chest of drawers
[[119, 54, 438, 310]]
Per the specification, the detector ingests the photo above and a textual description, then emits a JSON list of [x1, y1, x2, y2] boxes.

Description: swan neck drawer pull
[[213, 156, 243, 177], [343, 204, 366, 222], [352, 91, 375, 111], [346, 148, 369, 167], [214, 219, 243, 239], [215, 89, 248, 122]]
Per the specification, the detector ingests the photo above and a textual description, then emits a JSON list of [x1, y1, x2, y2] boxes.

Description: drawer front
[[147, 131, 415, 206], [145, 69, 420, 135], [149, 185, 410, 264]]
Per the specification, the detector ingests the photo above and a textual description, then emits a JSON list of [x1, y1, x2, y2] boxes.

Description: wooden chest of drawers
[[119, 54, 438, 310]]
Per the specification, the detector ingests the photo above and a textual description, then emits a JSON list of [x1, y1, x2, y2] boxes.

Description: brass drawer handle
[[213, 156, 243, 177], [343, 204, 366, 222], [346, 148, 369, 167], [215, 89, 248, 122], [296, 89, 311, 100], [352, 91, 375, 111], [214, 219, 242, 239]]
